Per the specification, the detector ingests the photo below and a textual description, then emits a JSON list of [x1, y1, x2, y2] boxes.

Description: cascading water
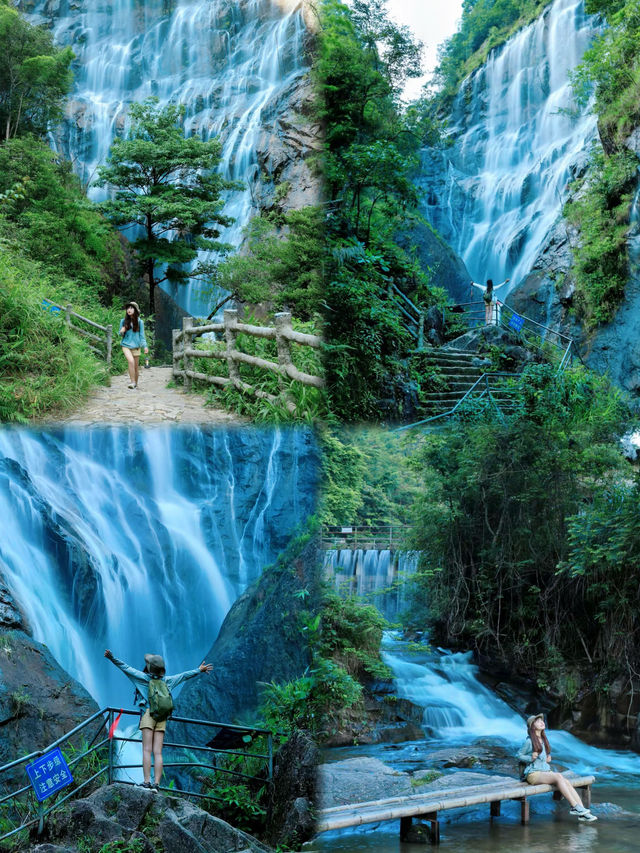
[[323, 549, 418, 621], [383, 633, 640, 782], [420, 0, 598, 296], [19, 0, 309, 315], [0, 425, 319, 709]]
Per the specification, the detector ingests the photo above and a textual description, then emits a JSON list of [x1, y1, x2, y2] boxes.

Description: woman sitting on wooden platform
[[518, 713, 597, 822]]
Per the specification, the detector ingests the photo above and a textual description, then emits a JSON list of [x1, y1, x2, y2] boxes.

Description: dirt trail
[[54, 367, 243, 426]]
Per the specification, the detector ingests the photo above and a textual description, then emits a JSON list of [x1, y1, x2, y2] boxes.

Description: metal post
[[108, 710, 114, 785], [105, 325, 112, 366], [418, 313, 424, 350], [267, 733, 273, 782]]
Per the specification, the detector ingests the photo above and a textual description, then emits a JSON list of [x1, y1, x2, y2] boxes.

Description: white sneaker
[[128, 382, 136, 389], [578, 811, 598, 822]]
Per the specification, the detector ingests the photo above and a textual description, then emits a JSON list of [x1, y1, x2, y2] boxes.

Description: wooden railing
[[172, 309, 324, 413], [42, 299, 113, 365]]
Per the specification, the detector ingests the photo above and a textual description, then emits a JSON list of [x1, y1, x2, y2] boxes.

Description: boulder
[[316, 757, 414, 809], [172, 536, 321, 739], [395, 222, 471, 305], [0, 629, 99, 779], [36, 783, 272, 852], [265, 730, 318, 849]]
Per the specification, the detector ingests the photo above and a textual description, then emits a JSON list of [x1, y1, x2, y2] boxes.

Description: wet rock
[[317, 757, 414, 809], [173, 537, 321, 738], [265, 730, 318, 849], [395, 222, 471, 305], [39, 783, 272, 852], [0, 630, 99, 782]]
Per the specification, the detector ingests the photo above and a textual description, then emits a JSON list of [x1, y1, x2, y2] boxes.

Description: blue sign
[[508, 313, 525, 332], [26, 748, 73, 802]]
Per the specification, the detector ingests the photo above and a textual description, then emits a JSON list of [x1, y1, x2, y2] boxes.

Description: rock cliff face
[[173, 535, 322, 736]]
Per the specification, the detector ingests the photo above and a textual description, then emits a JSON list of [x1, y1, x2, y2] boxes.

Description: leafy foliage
[[315, 0, 446, 420], [216, 208, 324, 321], [0, 136, 125, 299], [409, 364, 630, 691], [565, 148, 637, 326], [0, 3, 73, 140], [96, 98, 235, 314]]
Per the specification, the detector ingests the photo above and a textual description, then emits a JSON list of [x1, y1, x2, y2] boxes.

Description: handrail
[[41, 299, 113, 365], [0, 706, 275, 845], [173, 309, 324, 415], [394, 372, 518, 432]]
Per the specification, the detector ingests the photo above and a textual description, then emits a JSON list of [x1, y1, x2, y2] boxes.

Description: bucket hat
[[526, 712, 544, 728], [144, 654, 166, 677], [126, 301, 141, 313]]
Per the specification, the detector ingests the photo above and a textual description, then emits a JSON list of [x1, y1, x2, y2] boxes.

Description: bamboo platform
[[315, 772, 595, 845]]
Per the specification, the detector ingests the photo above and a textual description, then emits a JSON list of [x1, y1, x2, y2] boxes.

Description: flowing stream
[[19, 0, 309, 315], [419, 0, 598, 297], [0, 425, 319, 710], [310, 632, 640, 852]]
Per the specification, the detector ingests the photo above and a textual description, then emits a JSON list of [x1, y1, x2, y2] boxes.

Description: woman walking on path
[[104, 649, 213, 789], [518, 713, 597, 822], [470, 278, 509, 325], [119, 301, 148, 389]]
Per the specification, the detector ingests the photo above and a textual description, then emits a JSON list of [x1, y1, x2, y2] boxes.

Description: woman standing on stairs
[[470, 278, 509, 325], [518, 713, 597, 822], [119, 301, 148, 389]]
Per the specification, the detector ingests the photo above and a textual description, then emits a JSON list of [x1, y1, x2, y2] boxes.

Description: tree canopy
[[0, 3, 73, 140], [96, 98, 235, 314]]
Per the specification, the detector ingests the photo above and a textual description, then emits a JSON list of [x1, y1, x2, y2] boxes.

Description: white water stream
[[420, 0, 598, 296], [19, 0, 309, 315], [0, 425, 318, 710]]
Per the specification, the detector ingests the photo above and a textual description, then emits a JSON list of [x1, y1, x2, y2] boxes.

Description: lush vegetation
[[0, 0, 73, 140], [408, 364, 635, 698], [320, 426, 421, 527], [564, 0, 640, 328], [315, 0, 447, 420]]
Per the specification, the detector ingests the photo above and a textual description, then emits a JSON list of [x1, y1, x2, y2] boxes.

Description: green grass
[[0, 244, 116, 422]]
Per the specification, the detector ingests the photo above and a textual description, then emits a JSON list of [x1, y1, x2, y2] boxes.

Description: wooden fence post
[[172, 329, 180, 379], [182, 316, 193, 392], [274, 312, 293, 387], [224, 309, 241, 387], [105, 325, 112, 366]]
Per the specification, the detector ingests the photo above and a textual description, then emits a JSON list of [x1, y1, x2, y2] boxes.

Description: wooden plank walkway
[[316, 772, 595, 845]]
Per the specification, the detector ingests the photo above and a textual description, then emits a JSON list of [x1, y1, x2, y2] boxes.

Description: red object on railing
[[108, 710, 123, 740]]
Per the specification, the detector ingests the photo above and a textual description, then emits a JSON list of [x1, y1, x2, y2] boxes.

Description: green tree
[[0, 3, 73, 140], [96, 98, 235, 314], [410, 365, 629, 687]]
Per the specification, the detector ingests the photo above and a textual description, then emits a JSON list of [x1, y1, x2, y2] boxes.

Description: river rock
[[35, 782, 272, 852], [0, 629, 99, 780], [317, 757, 414, 809]]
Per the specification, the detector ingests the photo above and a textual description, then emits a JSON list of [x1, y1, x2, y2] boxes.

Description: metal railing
[[322, 525, 412, 551], [395, 372, 519, 432], [41, 299, 113, 365], [445, 299, 574, 368], [0, 707, 274, 845], [387, 283, 425, 349]]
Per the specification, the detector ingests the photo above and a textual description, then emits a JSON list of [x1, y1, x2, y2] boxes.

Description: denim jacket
[[119, 318, 148, 350], [107, 654, 201, 711], [518, 736, 550, 780]]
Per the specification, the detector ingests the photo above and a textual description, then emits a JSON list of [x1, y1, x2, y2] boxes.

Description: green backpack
[[148, 677, 174, 722]]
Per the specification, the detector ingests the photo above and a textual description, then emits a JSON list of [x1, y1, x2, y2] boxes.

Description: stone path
[[55, 367, 244, 425]]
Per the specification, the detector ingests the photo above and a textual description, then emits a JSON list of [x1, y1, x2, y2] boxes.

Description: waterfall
[[420, 0, 598, 297], [383, 633, 640, 781], [18, 0, 309, 316], [323, 549, 418, 621], [0, 425, 319, 709]]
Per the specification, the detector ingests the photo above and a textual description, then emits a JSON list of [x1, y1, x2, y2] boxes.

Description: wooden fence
[[42, 299, 113, 365], [172, 309, 324, 413]]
